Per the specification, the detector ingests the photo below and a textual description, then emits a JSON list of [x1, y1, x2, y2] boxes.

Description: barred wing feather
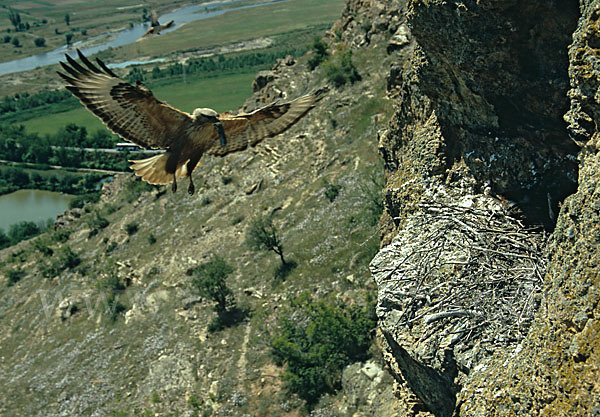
[[206, 94, 318, 157], [57, 49, 190, 150]]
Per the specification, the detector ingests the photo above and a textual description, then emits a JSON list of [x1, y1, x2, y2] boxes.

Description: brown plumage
[[140, 11, 174, 39], [57, 50, 322, 194]]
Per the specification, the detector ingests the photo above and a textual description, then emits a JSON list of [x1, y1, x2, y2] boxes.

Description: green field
[[22, 71, 257, 136]]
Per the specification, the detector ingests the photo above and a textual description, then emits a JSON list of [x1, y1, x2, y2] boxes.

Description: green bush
[[124, 221, 139, 236], [32, 237, 54, 256], [201, 196, 212, 206], [190, 256, 234, 315], [6, 269, 25, 286], [106, 292, 127, 322], [40, 246, 80, 278], [51, 229, 71, 243], [8, 221, 40, 244], [147, 233, 157, 244], [57, 246, 80, 270], [87, 212, 109, 236], [34, 37, 45, 47], [272, 293, 376, 408], [323, 49, 361, 88], [105, 241, 118, 254], [359, 166, 385, 226], [323, 180, 341, 202], [190, 256, 248, 331], [97, 274, 126, 293], [0, 228, 9, 249], [308, 37, 328, 70]]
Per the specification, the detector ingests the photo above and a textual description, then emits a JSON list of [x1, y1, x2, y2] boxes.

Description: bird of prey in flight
[[140, 10, 174, 40], [57, 50, 322, 194]]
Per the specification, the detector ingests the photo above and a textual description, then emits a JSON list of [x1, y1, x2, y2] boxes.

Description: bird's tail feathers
[[128, 153, 188, 185]]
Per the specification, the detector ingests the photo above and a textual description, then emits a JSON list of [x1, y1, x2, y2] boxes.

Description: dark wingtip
[[77, 49, 102, 74], [65, 53, 90, 75], [96, 57, 118, 78], [56, 70, 71, 82]]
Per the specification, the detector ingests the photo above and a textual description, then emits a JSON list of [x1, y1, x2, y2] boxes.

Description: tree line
[[0, 89, 74, 116], [0, 219, 53, 251], [133, 48, 307, 83], [0, 123, 132, 171], [0, 166, 104, 196]]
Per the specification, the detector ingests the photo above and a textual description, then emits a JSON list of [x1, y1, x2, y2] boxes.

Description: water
[[0, 189, 74, 232], [0, 0, 288, 76]]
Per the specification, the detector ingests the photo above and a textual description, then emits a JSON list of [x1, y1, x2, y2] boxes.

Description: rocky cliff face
[[372, 0, 600, 415]]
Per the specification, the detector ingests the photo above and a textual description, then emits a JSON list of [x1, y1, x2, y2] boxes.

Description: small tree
[[323, 49, 361, 88], [6, 269, 25, 286], [8, 8, 23, 32], [57, 246, 80, 270], [124, 221, 138, 236], [272, 293, 376, 409], [64, 13, 70, 26], [65, 33, 73, 45], [0, 228, 10, 250], [246, 215, 287, 265], [34, 37, 45, 47], [191, 256, 234, 315], [8, 221, 39, 243], [11, 36, 20, 47], [323, 180, 341, 202], [308, 37, 328, 70]]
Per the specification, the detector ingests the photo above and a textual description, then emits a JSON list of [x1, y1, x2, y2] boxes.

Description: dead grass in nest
[[376, 200, 548, 350]]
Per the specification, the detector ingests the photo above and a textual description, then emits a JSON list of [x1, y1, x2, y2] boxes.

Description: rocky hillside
[[371, 0, 600, 416], [0, 3, 399, 416]]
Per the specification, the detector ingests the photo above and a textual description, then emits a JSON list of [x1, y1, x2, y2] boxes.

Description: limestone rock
[[252, 70, 276, 93]]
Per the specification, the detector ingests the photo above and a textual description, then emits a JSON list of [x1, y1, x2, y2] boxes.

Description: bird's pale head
[[192, 108, 218, 120]]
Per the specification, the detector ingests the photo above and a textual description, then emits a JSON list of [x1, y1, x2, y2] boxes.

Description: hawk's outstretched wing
[[206, 94, 321, 157], [57, 49, 190, 150]]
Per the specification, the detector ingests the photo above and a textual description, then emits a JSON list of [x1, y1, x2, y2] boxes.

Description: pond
[[0, 0, 288, 76], [0, 189, 74, 232]]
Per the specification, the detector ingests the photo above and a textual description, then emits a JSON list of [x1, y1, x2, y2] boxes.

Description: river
[[0, 0, 288, 76], [0, 189, 74, 232]]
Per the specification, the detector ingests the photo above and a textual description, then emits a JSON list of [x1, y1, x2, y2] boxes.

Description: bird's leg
[[214, 121, 227, 147], [172, 173, 177, 193], [188, 175, 195, 195]]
